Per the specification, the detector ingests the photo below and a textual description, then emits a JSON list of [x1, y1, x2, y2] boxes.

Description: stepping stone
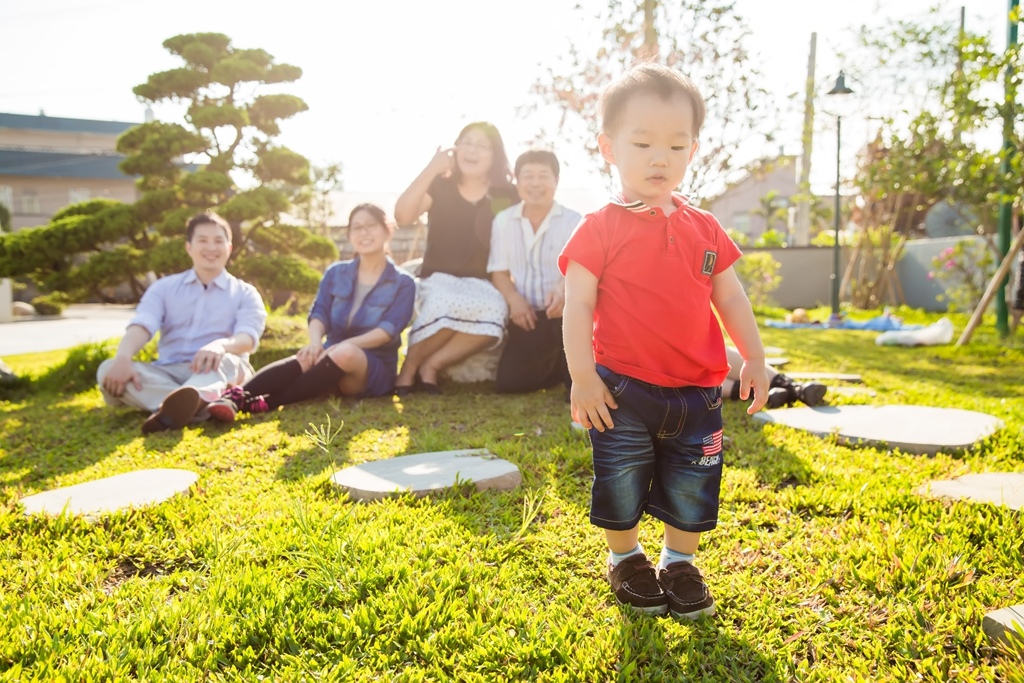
[[786, 372, 863, 383], [982, 605, 1024, 651], [917, 472, 1024, 511], [827, 385, 877, 398], [753, 405, 1003, 455], [766, 357, 789, 367], [331, 449, 521, 502], [764, 346, 784, 356], [20, 469, 199, 517]]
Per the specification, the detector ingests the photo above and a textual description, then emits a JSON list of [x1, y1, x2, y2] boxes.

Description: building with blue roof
[[0, 111, 141, 230]]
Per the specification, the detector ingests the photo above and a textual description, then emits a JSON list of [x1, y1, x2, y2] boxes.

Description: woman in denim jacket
[[208, 204, 416, 420]]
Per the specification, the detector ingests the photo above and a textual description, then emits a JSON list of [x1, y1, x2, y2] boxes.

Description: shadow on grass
[[266, 394, 408, 482], [721, 402, 817, 488], [766, 329, 1024, 399], [614, 610, 784, 682], [313, 384, 818, 546], [0, 392, 153, 490]]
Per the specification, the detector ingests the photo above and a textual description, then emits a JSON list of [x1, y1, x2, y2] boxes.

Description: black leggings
[[243, 355, 346, 409]]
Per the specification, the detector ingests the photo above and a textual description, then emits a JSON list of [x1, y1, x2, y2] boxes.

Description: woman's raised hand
[[296, 341, 326, 371], [426, 146, 455, 177]]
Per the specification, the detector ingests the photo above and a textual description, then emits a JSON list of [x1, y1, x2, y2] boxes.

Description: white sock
[[658, 547, 695, 571], [609, 543, 645, 566]]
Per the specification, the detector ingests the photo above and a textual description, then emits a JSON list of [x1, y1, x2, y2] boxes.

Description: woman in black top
[[393, 122, 518, 395]]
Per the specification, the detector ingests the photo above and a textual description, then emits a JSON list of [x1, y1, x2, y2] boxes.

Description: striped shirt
[[487, 202, 582, 309]]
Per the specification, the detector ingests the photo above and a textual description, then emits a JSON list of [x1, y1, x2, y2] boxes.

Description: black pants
[[496, 311, 570, 394]]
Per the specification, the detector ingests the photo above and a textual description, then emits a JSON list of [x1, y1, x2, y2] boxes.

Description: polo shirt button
[[670, 236, 675, 243], [649, 210, 656, 215]]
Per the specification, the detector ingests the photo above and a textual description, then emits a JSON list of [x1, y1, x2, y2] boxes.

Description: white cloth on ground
[[875, 317, 954, 347]]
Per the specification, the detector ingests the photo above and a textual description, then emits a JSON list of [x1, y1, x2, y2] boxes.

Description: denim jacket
[[308, 257, 416, 353]]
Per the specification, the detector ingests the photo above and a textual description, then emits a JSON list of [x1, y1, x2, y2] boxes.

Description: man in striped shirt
[[488, 150, 582, 394]]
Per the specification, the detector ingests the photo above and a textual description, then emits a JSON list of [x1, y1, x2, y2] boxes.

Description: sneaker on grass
[[765, 374, 828, 409], [607, 554, 669, 616], [657, 561, 716, 620], [208, 386, 269, 422]]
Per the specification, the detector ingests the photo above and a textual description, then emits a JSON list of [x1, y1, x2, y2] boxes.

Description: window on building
[[732, 213, 751, 235], [69, 188, 91, 204], [0, 185, 12, 213], [22, 190, 41, 215]]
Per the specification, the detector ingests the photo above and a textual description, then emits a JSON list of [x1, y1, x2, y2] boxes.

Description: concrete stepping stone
[[764, 346, 784, 356], [982, 605, 1024, 651], [766, 357, 788, 367], [917, 472, 1024, 511], [753, 405, 1003, 455], [331, 449, 521, 502], [827, 385, 877, 398], [786, 372, 863, 383], [20, 469, 199, 517]]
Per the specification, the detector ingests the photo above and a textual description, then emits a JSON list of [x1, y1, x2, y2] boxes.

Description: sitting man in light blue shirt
[[488, 150, 582, 393], [97, 212, 267, 434]]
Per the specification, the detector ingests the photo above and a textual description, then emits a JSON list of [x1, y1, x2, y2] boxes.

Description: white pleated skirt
[[410, 273, 508, 346]]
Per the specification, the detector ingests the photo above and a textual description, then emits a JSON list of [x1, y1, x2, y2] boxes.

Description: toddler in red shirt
[[559, 63, 769, 619]]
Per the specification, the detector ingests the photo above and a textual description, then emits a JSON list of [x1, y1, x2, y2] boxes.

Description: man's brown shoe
[[657, 561, 716, 620], [607, 554, 669, 615], [142, 387, 202, 435]]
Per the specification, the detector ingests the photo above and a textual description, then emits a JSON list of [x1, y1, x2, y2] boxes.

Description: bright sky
[[0, 0, 1010, 209]]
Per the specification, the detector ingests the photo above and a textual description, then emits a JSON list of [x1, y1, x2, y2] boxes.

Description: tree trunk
[[641, 0, 658, 59]]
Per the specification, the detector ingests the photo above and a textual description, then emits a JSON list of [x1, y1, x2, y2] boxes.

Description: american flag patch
[[702, 430, 723, 456]]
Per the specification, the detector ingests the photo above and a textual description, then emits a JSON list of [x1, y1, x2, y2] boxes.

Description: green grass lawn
[[1, 310, 1023, 681]]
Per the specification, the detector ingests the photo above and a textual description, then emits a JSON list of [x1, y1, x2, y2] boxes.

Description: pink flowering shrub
[[736, 252, 782, 307], [928, 240, 996, 312]]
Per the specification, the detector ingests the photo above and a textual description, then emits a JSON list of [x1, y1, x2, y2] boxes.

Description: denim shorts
[[589, 364, 724, 533], [359, 350, 399, 398]]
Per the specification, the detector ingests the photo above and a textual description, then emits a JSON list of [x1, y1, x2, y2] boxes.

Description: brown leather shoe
[[607, 554, 669, 615], [657, 561, 716, 620], [142, 387, 202, 434]]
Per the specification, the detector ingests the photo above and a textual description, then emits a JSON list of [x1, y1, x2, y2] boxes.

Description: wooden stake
[[956, 222, 1024, 346]]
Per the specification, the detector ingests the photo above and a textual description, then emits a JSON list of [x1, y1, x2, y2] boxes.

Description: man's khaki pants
[[96, 354, 254, 419]]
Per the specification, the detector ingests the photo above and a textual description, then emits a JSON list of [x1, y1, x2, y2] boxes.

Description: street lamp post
[[827, 71, 853, 321]]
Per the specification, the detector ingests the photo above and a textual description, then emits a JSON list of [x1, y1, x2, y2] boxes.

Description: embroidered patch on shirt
[[702, 429, 723, 457], [702, 250, 717, 276]]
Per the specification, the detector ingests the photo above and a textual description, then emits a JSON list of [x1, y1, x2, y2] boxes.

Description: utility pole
[[794, 33, 817, 246], [0, 226, 11, 322], [997, 0, 1019, 336], [641, 0, 658, 58], [953, 7, 965, 146]]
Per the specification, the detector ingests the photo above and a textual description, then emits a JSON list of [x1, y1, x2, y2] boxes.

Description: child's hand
[[570, 372, 618, 431], [738, 360, 770, 414]]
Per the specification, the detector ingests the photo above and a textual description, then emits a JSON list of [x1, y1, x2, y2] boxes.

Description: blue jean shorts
[[589, 364, 725, 533], [359, 350, 398, 398]]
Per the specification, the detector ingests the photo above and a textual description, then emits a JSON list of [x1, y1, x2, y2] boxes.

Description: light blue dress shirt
[[129, 269, 267, 365]]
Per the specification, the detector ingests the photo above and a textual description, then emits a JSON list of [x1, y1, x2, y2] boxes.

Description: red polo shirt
[[558, 194, 742, 388]]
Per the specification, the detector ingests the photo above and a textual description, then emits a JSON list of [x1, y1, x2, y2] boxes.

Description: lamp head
[[828, 71, 854, 96]]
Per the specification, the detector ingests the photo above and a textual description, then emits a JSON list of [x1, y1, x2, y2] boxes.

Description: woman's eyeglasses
[[349, 222, 382, 234], [456, 140, 493, 152]]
